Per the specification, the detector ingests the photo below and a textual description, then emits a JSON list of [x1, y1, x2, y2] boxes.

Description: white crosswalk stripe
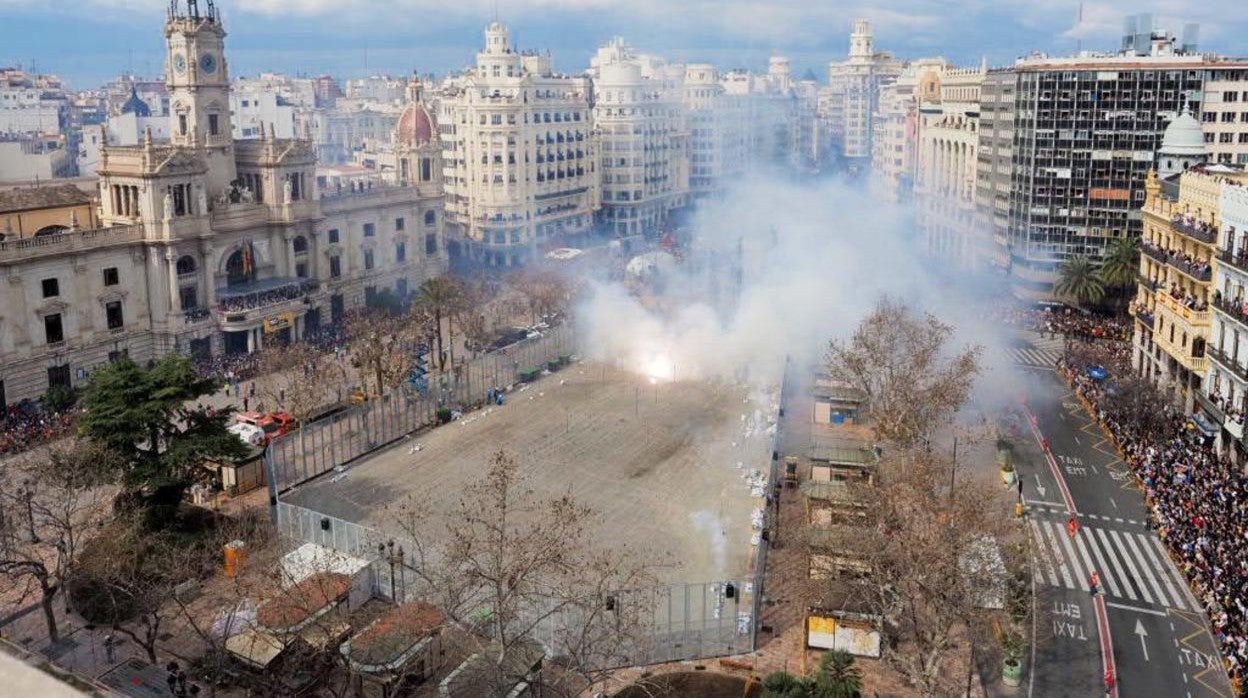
[[1029, 521, 1196, 610], [1003, 347, 1062, 369]]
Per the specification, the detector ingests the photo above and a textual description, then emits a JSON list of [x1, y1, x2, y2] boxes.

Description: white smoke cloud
[[576, 173, 1017, 400]]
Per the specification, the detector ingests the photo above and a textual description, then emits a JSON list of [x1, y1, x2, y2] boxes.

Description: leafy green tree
[[814, 650, 863, 698], [79, 354, 246, 527], [1098, 237, 1140, 290], [1054, 256, 1107, 307], [415, 277, 464, 371]]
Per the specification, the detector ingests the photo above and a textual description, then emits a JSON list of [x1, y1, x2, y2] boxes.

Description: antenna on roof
[[494, 0, 499, 22], [1075, 2, 1083, 54]]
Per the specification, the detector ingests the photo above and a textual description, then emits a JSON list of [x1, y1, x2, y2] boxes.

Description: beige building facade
[[0, 2, 446, 407]]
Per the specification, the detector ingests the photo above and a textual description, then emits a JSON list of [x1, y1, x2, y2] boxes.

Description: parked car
[[236, 410, 298, 442], [228, 422, 266, 448]]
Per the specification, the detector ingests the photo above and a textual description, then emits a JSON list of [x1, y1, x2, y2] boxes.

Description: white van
[[228, 422, 266, 447]]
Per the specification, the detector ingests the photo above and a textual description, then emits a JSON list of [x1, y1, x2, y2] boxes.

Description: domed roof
[[396, 101, 435, 148], [120, 87, 151, 117], [1160, 108, 1206, 157]]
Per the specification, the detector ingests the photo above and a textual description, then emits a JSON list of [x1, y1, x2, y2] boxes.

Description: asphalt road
[[1009, 334, 1233, 698]]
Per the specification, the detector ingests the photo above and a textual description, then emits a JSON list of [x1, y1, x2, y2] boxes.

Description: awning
[[1190, 412, 1217, 437]]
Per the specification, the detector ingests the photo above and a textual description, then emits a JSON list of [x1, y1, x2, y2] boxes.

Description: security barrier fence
[[267, 325, 575, 493], [274, 500, 754, 668]]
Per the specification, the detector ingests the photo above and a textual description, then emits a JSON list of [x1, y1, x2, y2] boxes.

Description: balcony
[[1214, 294, 1248, 328], [1155, 291, 1211, 325], [1136, 275, 1160, 293], [1195, 390, 1226, 425], [1219, 248, 1248, 276], [216, 278, 318, 326], [0, 224, 144, 264], [1170, 255, 1213, 282], [1208, 345, 1248, 382], [1141, 243, 1168, 265], [1134, 308, 1155, 330], [1172, 216, 1218, 245]]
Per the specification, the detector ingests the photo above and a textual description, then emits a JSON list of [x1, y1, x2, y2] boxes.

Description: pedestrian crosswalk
[[1028, 519, 1198, 610], [1004, 347, 1062, 369]]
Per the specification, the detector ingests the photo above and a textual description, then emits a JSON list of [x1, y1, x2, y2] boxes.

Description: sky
[[1, 0, 1246, 89]]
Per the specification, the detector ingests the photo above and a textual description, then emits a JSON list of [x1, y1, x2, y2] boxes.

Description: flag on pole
[[241, 241, 254, 278]]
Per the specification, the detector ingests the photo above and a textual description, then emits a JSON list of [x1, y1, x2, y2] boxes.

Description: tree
[[391, 450, 658, 695], [261, 341, 345, 422], [0, 442, 114, 643], [829, 448, 1011, 696], [1098, 237, 1140, 290], [511, 268, 572, 326], [415, 277, 464, 372], [79, 354, 247, 527], [825, 296, 981, 449], [762, 671, 813, 698], [1054, 255, 1107, 307], [345, 310, 412, 397]]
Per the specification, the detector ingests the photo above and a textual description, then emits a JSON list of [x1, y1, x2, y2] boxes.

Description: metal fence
[[274, 500, 753, 669], [267, 326, 575, 493]]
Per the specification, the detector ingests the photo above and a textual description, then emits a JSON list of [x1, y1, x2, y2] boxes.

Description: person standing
[[1089, 570, 1100, 595]]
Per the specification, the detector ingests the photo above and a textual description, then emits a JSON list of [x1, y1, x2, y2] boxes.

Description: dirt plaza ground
[[286, 362, 775, 586]]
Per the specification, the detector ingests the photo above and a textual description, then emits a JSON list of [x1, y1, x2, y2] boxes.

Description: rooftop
[[345, 602, 446, 668], [257, 571, 352, 633], [0, 183, 92, 214]]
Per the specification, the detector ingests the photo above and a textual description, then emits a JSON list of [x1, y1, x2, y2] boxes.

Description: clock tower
[[165, 0, 236, 193]]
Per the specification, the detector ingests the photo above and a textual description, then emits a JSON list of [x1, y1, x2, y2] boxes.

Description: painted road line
[[1057, 518, 1093, 589], [1028, 520, 1061, 587], [1020, 403, 1077, 514], [1105, 600, 1169, 617], [1079, 528, 1124, 598], [1041, 520, 1076, 589], [1148, 536, 1201, 613], [1094, 593, 1119, 698], [1109, 528, 1156, 605], [1134, 531, 1187, 610], [1095, 527, 1140, 602], [1124, 532, 1171, 608]]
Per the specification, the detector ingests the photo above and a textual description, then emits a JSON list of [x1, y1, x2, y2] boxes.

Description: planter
[[1002, 658, 1022, 687], [995, 447, 1013, 468], [1000, 467, 1017, 486]]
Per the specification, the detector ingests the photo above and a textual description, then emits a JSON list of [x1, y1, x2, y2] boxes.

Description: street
[[1009, 334, 1234, 698]]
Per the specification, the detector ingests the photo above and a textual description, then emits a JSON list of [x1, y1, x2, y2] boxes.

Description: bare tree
[[415, 277, 465, 372], [510, 268, 572, 326], [391, 450, 659, 695], [344, 310, 412, 397], [0, 441, 114, 643], [260, 341, 346, 420], [825, 296, 982, 449], [828, 448, 1012, 696]]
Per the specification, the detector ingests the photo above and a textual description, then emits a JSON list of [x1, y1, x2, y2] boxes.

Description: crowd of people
[[1165, 282, 1209, 312], [1060, 344, 1248, 684], [0, 401, 76, 457], [1142, 240, 1213, 280], [997, 305, 1132, 342], [217, 279, 318, 314]]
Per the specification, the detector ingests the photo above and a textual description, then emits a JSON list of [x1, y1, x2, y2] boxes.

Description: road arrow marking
[[1034, 475, 1047, 498], [1136, 618, 1151, 662], [1109, 497, 1118, 510]]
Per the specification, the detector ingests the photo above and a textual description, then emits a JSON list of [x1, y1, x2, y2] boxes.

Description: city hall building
[[0, 0, 446, 406]]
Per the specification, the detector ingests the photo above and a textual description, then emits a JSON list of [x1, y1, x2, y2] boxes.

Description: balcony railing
[[1136, 275, 1161, 293], [1142, 242, 1213, 281], [1172, 216, 1218, 245], [217, 279, 318, 315], [1141, 243, 1169, 264], [1214, 295, 1248, 328], [1155, 291, 1211, 324], [1219, 248, 1248, 276], [1207, 345, 1248, 382], [0, 224, 144, 263], [1135, 309, 1155, 330]]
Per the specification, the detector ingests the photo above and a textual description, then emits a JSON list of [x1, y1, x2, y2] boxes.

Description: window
[[425, 233, 438, 256], [209, 113, 220, 135], [178, 113, 188, 136], [395, 217, 405, 232], [396, 242, 406, 263], [363, 223, 376, 237], [328, 228, 340, 244], [363, 249, 375, 270], [329, 255, 341, 278], [47, 364, 70, 389], [424, 210, 436, 226], [102, 267, 119, 286], [44, 313, 64, 344], [105, 301, 124, 330], [296, 261, 308, 278], [176, 255, 196, 275], [41, 278, 59, 298], [292, 235, 308, 254], [179, 285, 198, 311]]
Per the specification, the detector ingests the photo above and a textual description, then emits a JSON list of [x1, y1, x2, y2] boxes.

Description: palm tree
[[1054, 255, 1107, 307], [813, 650, 863, 698], [1098, 236, 1140, 290], [415, 277, 463, 371]]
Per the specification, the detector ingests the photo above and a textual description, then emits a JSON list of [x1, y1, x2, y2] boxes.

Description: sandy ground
[[287, 362, 775, 586]]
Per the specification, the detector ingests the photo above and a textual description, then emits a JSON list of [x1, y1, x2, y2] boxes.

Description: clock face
[[173, 54, 187, 74], [199, 53, 217, 75]]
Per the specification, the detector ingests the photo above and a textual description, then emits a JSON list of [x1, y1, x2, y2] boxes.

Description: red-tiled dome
[[396, 102, 435, 148]]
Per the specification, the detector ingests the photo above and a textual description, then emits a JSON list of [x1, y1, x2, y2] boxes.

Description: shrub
[[45, 384, 77, 413]]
